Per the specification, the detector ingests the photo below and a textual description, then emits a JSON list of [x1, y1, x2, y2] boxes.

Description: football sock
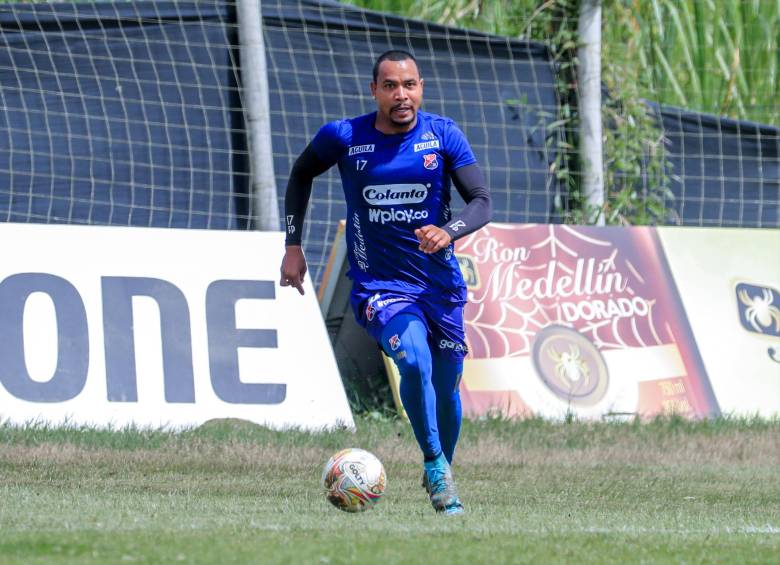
[[431, 352, 463, 464], [381, 312, 440, 460]]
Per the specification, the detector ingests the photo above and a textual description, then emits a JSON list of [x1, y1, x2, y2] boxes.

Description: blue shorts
[[350, 286, 469, 361]]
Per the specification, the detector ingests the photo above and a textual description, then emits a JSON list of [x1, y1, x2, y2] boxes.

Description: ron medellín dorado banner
[[455, 223, 776, 420]]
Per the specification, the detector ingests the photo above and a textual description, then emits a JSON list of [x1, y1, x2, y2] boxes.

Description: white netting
[[1, 0, 777, 287]]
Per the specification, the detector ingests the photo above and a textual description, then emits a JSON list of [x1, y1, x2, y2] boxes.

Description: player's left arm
[[415, 163, 492, 253]]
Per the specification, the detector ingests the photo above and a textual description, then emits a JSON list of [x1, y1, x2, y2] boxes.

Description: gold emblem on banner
[[531, 325, 610, 407]]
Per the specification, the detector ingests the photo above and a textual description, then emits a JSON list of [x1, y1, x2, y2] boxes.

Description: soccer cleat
[[443, 500, 465, 515], [423, 453, 463, 514]]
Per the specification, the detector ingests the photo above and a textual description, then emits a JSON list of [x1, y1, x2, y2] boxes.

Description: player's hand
[[280, 245, 307, 295], [414, 225, 452, 254]]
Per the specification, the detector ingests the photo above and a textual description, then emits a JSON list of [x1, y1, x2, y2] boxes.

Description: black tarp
[[654, 104, 780, 228], [0, 1, 250, 228]]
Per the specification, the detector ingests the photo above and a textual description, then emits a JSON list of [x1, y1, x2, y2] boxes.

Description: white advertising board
[[0, 224, 354, 430]]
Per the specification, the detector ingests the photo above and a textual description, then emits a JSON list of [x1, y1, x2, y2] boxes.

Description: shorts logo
[[348, 144, 375, 156], [414, 140, 440, 152], [439, 339, 468, 354], [365, 303, 376, 322], [423, 154, 438, 170], [389, 334, 401, 351]]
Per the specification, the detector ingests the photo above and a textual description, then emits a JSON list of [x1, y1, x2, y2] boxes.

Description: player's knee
[[382, 313, 431, 379], [394, 342, 432, 385]]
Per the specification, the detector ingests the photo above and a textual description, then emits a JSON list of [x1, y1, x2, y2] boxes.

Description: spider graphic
[[738, 288, 780, 334], [547, 345, 589, 383]]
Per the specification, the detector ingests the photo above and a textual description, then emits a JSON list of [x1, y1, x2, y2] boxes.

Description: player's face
[[370, 59, 424, 133]]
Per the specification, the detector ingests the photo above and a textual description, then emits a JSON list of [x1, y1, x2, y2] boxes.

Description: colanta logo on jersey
[[363, 184, 428, 205]]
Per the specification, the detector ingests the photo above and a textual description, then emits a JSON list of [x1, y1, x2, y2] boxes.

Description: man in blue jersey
[[280, 50, 491, 515]]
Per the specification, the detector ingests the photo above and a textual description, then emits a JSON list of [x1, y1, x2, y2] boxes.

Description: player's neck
[[374, 112, 418, 135]]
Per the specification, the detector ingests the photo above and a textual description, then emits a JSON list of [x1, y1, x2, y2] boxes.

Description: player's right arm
[[280, 144, 332, 295], [280, 121, 347, 294]]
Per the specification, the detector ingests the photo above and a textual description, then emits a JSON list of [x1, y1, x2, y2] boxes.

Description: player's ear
[[370, 81, 377, 97]]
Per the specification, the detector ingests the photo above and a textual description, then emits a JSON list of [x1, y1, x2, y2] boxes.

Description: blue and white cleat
[[443, 500, 464, 515], [423, 453, 464, 515]]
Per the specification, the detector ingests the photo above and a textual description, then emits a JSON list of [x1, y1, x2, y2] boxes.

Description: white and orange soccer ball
[[321, 448, 386, 512]]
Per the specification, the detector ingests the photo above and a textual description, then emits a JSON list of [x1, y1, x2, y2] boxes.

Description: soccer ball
[[321, 448, 386, 512]]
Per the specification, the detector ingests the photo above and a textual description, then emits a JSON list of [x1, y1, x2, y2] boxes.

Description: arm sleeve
[[442, 163, 492, 241], [283, 143, 333, 245]]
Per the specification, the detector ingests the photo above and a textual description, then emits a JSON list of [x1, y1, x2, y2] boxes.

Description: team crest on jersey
[[389, 334, 401, 351], [365, 303, 376, 322], [423, 153, 438, 170]]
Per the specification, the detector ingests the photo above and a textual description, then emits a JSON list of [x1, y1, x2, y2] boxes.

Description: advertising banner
[[455, 224, 779, 419], [658, 227, 780, 417], [0, 224, 354, 430]]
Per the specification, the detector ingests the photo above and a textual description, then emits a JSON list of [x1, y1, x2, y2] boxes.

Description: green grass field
[[0, 416, 778, 564]]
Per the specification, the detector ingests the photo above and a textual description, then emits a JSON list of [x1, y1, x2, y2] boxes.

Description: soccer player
[[280, 50, 492, 515]]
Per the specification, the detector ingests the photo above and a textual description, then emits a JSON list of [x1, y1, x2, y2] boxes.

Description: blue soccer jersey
[[310, 111, 476, 303]]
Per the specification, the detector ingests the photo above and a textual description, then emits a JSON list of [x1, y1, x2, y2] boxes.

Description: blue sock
[[380, 313, 440, 459], [431, 352, 463, 464]]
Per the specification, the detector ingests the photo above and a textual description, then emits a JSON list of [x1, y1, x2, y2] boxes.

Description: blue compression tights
[[381, 313, 463, 463]]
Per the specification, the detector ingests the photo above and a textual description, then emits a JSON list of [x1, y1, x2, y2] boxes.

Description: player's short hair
[[372, 50, 419, 82]]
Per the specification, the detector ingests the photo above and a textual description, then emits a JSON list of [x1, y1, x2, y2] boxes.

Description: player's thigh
[[379, 311, 432, 369], [421, 299, 468, 361], [351, 289, 417, 340]]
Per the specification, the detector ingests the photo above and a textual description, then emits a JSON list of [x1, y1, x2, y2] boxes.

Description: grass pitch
[[0, 415, 778, 564]]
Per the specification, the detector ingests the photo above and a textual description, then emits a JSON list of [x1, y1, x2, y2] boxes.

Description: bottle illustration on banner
[[455, 223, 720, 420]]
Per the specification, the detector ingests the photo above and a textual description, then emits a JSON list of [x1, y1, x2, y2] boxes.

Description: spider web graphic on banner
[[460, 224, 669, 358], [455, 223, 721, 419]]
